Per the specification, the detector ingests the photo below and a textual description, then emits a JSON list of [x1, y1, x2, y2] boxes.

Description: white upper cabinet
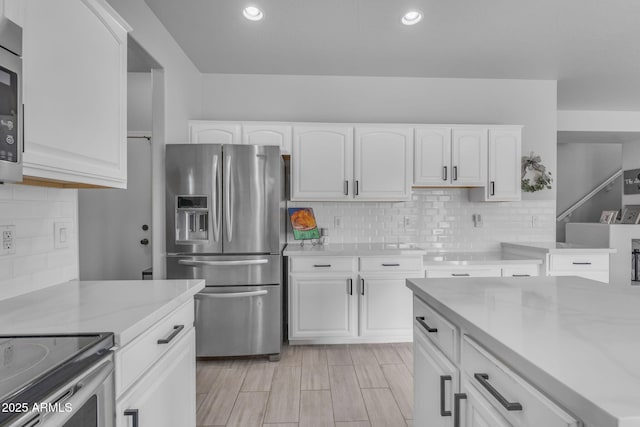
[[451, 128, 487, 186], [242, 124, 292, 154], [291, 125, 353, 201], [354, 126, 413, 201], [22, 0, 130, 188], [189, 121, 241, 145], [414, 127, 452, 186], [414, 127, 486, 187], [471, 127, 522, 201]]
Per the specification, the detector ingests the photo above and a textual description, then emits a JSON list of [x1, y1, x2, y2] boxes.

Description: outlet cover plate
[[54, 222, 72, 249], [0, 225, 16, 255]]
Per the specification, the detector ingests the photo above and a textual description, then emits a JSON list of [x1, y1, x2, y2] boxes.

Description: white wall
[[127, 72, 152, 132], [0, 185, 78, 300], [201, 74, 558, 201], [622, 141, 640, 207]]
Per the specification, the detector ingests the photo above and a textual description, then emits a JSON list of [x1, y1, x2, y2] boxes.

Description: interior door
[[222, 144, 280, 254], [78, 137, 151, 280]]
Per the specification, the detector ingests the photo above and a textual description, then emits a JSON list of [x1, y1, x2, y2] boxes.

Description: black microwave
[[0, 16, 21, 183]]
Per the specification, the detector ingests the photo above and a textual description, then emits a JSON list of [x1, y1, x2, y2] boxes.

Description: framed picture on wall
[[620, 208, 640, 224], [599, 210, 618, 224], [288, 207, 321, 240]]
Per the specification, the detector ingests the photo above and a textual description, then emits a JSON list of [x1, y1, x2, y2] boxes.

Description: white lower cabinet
[[414, 323, 458, 427], [289, 275, 357, 339], [116, 328, 196, 427], [458, 382, 511, 427], [288, 255, 422, 343], [359, 276, 414, 337], [114, 299, 196, 427]]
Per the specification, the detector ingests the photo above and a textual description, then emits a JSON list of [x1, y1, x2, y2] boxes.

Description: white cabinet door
[[487, 128, 521, 201], [414, 326, 458, 427], [414, 127, 451, 186], [291, 125, 353, 201], [22, 0, 129, 188], [451, 128, 487, 186], [289, 276, 357, 339], [359, 277, 414, 337], [458, 383, 512, 427], [354, 126, 413, 200], [116, 328, 196, 427], [189, 121, 241, 144], [242, 123, 292, 154]]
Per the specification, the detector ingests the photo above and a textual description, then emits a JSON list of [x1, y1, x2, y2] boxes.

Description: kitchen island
[[407, 275, 640, 427]]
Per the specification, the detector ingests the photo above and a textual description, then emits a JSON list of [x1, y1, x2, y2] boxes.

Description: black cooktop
[[0, 333, 114, 425]]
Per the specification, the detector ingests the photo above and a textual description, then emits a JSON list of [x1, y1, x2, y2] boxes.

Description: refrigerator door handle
[[178, 259, 269, 267], [198, 290, 268, 299], [225, 153, 233, 242], [211, 154, 220, 242]]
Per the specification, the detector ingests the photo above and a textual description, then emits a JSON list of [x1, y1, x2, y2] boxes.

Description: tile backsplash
[[0, 184, 78, 300], [288, 189, 555, 252]]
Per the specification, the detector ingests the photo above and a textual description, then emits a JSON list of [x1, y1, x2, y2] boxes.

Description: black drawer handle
[[360, 278, 365, 295], [490, 181, 495, 196], [157, 324, 185, 344], [440, 375, 452, 416], [572, 262, 592, 265], [416, 316, 437, 333], [124, 409, 139, 427], [474, 373, 523, 411], [313, 264, 332, 267], [348, 278, 353, 295], [512, 274, 531, 277], [453, 393, 466, 427], [443, 166, 448, 181], [382, 263, 400, 267], [451, 273, 470, 277]]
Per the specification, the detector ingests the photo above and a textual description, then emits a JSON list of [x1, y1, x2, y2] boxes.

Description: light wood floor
[[196, 343, 414, 427]]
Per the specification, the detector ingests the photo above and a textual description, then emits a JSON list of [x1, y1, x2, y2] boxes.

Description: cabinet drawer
[[462, 336, 579, 427], [413, 296, 458, 362], [549, 253, 608, 271], [115, 299, 194, 396], [290, 257, 356, 273], [359, 256, 423, 272], [425, 267, 501, 278], [501, 264, 540, 277]]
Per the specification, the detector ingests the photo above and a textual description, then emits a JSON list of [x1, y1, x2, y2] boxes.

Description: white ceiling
[[143, 0, 640, 111]]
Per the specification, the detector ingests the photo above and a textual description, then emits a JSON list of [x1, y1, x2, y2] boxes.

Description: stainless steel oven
[[0, 15, 22, 183]]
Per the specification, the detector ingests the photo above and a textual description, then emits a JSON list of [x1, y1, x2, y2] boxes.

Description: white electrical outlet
[[472, 214, 483, 228], [0, 225, 16, 255], [404, 216, 412, 228], [334, 216, 343, 229], [531, 215, 539, 228]]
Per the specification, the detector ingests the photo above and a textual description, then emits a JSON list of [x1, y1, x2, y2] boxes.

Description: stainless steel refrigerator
[[166, 144, 283, 359]]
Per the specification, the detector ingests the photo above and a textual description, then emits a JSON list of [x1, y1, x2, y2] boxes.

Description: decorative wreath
[[521, 152, 553, 192]]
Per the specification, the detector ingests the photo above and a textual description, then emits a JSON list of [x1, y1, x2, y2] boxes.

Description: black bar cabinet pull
[[157, 324, 185, 344], [124, 409, 139, 427], [512, 274, 530, 277], [360, 278, 365, 295], [355, 180, 359, 195], [453, 166, 458, 181], [473, 373, 523, 411], [490, 181, 495, 196], [382, 263, 400, 267], [451, 273, 470, 277], [453, 393, 467, 427], [344, 180, 349, 195], [313, 264, 332, 267], [440, 375, 452, 416], [572, 262, 592, 265], [415, 316, 437, 333], [443, 166, 448, 181], [348, 278, 353, 295]]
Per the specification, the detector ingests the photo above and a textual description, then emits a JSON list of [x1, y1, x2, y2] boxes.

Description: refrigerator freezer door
[[166, 144, 223, 254], [166, 254, 281, 286], [195, 285, 282, 357], [223, 145, 281, 254]]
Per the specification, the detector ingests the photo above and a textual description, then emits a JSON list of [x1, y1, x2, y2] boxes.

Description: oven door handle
[[31, 359, 113, 426], [178, 259, 268, 267]]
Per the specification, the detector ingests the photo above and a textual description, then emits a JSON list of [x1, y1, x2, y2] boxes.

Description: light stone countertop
[[0, 279, 205, 347], [423, 252, 542, 266], [283, 242, 428, 256], [407, 276, 640, 427], [502, 241, 617, 254]]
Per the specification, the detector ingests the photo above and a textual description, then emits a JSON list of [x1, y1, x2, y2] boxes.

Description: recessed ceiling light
[[243, 6, 264, 21], [401, 10, 423, 26]]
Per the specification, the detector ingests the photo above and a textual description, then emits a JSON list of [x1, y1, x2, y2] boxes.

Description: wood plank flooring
[[197, 343, 414, 427]]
